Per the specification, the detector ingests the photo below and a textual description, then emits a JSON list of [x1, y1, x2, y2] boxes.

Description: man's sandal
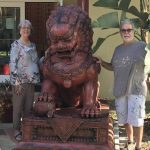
[[124, 141, 135, 150], [135, 147, 141, 150]]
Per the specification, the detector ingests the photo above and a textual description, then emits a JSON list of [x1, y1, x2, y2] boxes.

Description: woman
[[9, 20, 40, 141], [100, 19, 148, 150]]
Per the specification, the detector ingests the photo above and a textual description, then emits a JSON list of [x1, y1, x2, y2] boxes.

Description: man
[[100, 19, 148, 150]]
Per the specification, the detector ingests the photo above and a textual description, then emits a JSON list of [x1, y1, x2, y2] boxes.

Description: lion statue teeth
[[33, 5, 101, 118]]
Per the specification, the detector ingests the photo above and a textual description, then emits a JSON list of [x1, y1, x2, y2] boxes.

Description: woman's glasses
[[120, 28, 133, 33]]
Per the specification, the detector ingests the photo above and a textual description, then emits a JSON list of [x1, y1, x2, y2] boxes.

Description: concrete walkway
[[0, 123, 16, 150], [0, 122, 127, 150]]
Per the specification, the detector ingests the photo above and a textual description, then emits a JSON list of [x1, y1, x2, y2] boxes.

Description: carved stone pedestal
[[16, 106, 114, 150]]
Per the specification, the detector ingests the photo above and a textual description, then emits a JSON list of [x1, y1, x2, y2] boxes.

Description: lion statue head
[[46, 5, 93, 59]]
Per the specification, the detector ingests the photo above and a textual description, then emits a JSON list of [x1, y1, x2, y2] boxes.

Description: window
[[0, 7, 20, 74], [0, 7, 20, 61]]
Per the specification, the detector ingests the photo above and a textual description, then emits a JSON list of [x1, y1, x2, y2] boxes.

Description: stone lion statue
[[34, 5, 101, 118]]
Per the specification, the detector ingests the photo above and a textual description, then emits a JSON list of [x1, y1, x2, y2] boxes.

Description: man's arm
[[99, 58, 113, 71]]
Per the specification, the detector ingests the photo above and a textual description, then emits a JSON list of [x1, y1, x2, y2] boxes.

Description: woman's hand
[[15, 85, 23, 95]]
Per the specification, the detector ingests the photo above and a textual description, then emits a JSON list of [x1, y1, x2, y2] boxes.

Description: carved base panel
[[16, 142, 113, 150], [16, 107, 114, 150]]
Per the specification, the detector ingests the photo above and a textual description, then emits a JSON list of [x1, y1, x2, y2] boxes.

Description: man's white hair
[[120, 19, 135, 29]]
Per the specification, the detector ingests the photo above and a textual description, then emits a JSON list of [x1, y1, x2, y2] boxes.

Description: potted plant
[[0, 79, 13, 123]]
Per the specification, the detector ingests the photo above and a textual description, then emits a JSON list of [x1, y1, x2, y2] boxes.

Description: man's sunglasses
[[120, 29, 133, 33]]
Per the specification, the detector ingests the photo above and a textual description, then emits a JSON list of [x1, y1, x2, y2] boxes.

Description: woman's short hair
[[120, 19, 135, 29], [18, 20, 33, 30]]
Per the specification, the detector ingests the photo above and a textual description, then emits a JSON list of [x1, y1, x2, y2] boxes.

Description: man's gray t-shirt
[[111, 41, 147, 98]]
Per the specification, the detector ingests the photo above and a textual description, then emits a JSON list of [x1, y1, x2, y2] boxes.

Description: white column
[[59, 0, 63, 6]]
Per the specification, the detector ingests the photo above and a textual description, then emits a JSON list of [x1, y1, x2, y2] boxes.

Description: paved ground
[[0, 123, 16, 150], [0, 122, 127, 150]]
